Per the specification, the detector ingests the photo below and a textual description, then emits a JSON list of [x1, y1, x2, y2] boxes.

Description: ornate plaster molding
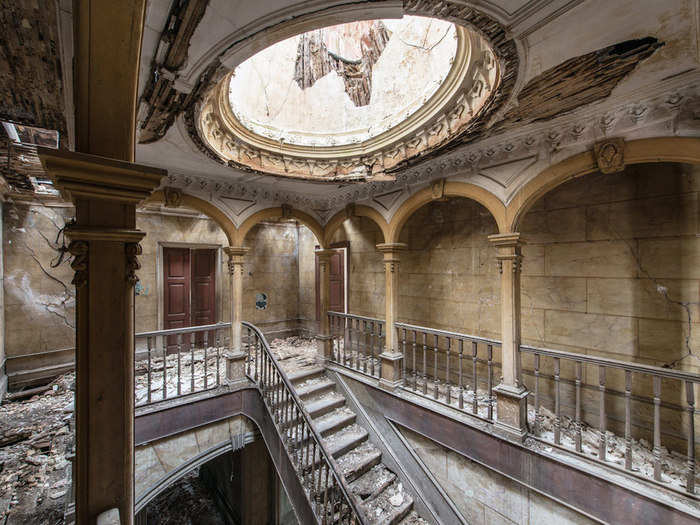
[[195, 25, 499, 182], [160, 74, 700, 226]]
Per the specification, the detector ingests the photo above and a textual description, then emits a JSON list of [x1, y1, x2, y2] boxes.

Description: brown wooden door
[[191, 249, 217, 344], [163, 247, 190, 350], [316, 248, 345, 320]]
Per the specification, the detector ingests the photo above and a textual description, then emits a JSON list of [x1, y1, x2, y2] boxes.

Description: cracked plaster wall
[[518, 162, 700, 452], [3, 205, 307, 388], [3, 201, 75, 389]]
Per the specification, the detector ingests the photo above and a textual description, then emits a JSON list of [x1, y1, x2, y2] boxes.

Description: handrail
[[242, 321, 368, 524], [395, 321, 502, 346], [521, 343, 700, 383], [328, 311, 384, 325], [135, 322, 231, 339]]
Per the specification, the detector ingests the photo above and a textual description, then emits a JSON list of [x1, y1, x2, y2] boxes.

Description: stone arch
[[386, 181, 507, 243], [323, 205, 389, 247], [146, 190, 237, 245], [505, 137, 700, 232], [234, 206, 325, 247], [134, 415, 257, 513]]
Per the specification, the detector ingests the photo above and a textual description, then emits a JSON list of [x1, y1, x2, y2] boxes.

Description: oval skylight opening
[[228, 16, 458, 147]]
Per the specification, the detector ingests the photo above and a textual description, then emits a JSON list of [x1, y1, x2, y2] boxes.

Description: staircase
[[286, 366, 428, 525]]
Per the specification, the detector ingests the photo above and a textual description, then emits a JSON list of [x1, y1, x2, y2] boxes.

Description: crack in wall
[[608, 221, 698, 368], [6, 202, 75, 331]]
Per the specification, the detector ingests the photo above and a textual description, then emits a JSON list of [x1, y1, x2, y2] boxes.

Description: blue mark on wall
[[255, 292, 268, 310]]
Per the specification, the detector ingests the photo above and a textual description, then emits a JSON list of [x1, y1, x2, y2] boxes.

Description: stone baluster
[[38, 147, 165, 525], [224, 246, 250, 383], [376, 243, 407, 391], [488, 232, 529, 441]]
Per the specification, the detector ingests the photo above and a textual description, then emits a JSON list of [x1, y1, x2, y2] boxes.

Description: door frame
[[157, 242, 224, 331], [315, 241, 349, 319]]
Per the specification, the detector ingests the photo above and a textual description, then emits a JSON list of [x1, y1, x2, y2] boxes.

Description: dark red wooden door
[[316, 249, 345, 320], [191, 249, 217, 344], [329, 250, 344, 313], [163, 248, 190, 350]]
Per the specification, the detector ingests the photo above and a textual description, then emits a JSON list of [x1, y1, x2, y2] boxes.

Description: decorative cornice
[[37, 147, 166, 205], [160, 75, 700, 221]]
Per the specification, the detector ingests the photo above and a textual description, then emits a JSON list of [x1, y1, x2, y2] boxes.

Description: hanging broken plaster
[[255, 292, 268, 310]]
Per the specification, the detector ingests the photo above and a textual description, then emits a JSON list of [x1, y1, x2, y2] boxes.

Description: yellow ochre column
[[224, 247, 249, 383], [376, 243, 407, 391]]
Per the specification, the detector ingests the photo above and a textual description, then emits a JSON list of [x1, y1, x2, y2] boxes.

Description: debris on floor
[[0, 374, 74, 525], [143, 469, 227, 525]]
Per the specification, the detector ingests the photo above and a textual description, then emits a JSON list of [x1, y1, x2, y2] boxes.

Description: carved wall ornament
[[594, 138, 626, 174], [69, 240, 89, 288], [126, 243, 143, 286], [431, 178, 447, 201], [163, 186, 183, 208]]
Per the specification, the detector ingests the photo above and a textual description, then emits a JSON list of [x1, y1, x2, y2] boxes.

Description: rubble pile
[[0, 374, 74, 524], [531, 405, 699, 493], [134, 349, 223, 405], [269, 336, 320, 374]]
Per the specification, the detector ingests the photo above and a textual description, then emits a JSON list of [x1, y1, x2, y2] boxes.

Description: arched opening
[[392, 196, 502, 410], [135, 199, 232, 340], [238, 210, 324, 341], [518, 161, 699, 464]]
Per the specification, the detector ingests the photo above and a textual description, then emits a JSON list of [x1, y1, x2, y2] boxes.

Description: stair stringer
[[328, 370, 466, 525]]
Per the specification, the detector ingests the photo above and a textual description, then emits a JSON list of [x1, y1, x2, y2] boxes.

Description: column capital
[[37, 147, 166, 205], [224, 246, 250, 258], [487, 232, 524, 248], [376, 243, 408, 264], [376, 242, 408, 254]]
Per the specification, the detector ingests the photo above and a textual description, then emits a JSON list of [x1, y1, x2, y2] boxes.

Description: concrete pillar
[[38, 148, 165, 525], [316, 249, 335, 361], [224, 246, 249, 383], [488, 232, 529, 441], [376, 243, 407, 391]]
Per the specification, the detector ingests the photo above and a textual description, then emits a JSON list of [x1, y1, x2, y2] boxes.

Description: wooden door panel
[[191, 249, 217, 344], [316, 248, 346, 319], [163, 248, 191, 351]]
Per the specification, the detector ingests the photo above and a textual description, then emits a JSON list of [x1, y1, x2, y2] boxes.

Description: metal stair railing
[[242, 321, 369, 525]]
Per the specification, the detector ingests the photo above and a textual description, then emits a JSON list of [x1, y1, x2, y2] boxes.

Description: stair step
[[296, 378, 335, 399], [361, 481, 413, 525], [305, 392, 346, 418], [398, 511, 428, 525], [315, 408, 356, 437], [350, 465, 396, 501], [336, 442, 382, 482], [287, 366, 325, 384], [325, 424, 368, 459]]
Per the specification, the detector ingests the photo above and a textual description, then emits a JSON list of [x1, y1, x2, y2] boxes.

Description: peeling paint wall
[[242, 221, 303, 339], [3, 205, 308, 388], [3, 200, 75, 389]]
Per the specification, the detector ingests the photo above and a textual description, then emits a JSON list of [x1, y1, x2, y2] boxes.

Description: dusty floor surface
[[144, 469, 226, 525], [0, 374, 74, 525]]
